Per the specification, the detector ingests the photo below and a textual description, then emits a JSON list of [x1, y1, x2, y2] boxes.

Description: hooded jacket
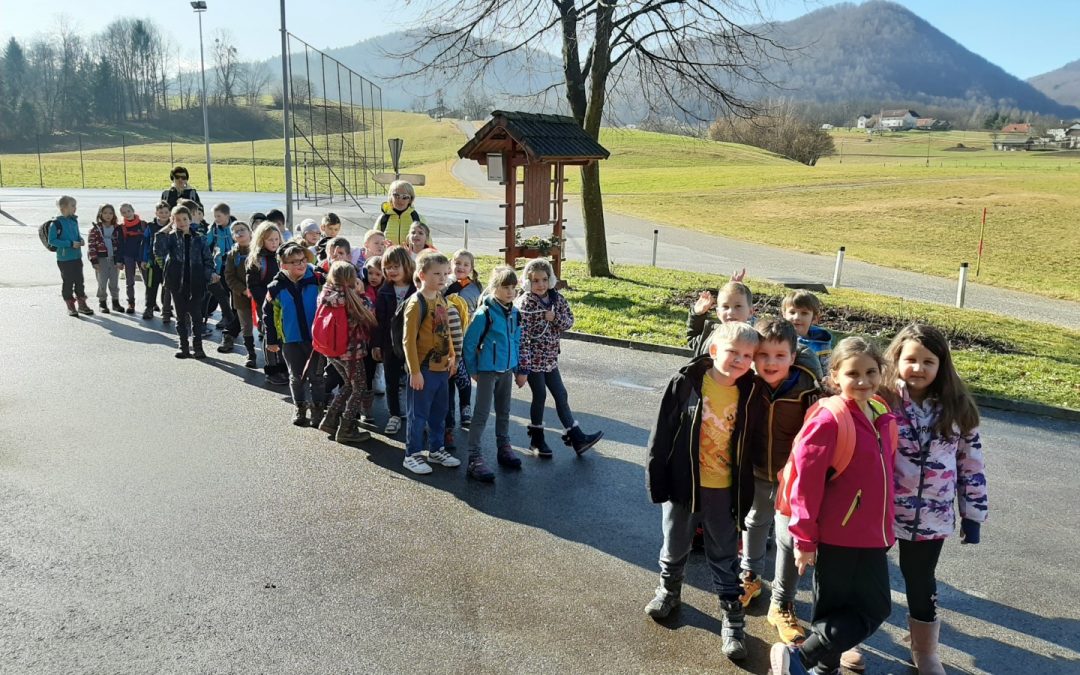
[[462, 295, 520, 375], [645, 355, 758, 524], [515, 289, 574, 374], [262, 266, 324, 346], [87, 222, 122, 266], [748, 366, 821, 483], [798, 325, 834, 373], [155, 229, 215, 298], [48, 214, 83, 262], [374, 282, 416, 356]]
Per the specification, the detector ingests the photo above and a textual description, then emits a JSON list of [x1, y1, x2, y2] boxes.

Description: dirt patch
[[669, 289, 1018, 354], [942, 145, 984, 152]]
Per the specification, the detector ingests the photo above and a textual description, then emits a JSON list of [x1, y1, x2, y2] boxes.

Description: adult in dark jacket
[[155, 207, 214, 359], [161, 166, 203, 209]]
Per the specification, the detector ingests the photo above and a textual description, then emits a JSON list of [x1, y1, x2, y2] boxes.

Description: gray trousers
[[771, 512, 800, 605], [94, 259, 120, 302], [467, 370, 513, 461], [741, 478, 777, 577], [659, 487, 741, 600]]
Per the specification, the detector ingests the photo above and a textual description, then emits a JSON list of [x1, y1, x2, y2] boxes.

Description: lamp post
[[191, 1, 213, 191], [279, 0, 293, 228]]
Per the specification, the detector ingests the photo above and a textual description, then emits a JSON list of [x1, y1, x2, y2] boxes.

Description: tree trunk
[[579, 162, 610, 277]]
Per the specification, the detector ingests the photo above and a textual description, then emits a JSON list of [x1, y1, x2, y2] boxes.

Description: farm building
[[1000, 123, 1032, 134], [856, 114, 872, 129], [879, 109, 920, 130], [915, 118, 951, 131]]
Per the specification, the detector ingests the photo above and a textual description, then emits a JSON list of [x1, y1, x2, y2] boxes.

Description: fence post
[[78, 134, 86, 189], [832, 246, 846, 288], [251, 139, 257, 192], [955, 262, 969, 308], [36, 134, 44, 188], [464, 219, 469, 249], [0, 154, 4, 187], [122, 135, 128, 190], [651, 229, 659, 266], [170, 136, 174, 167]]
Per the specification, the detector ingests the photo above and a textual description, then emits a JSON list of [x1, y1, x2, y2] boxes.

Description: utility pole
[[279, 0, 293, 228], [192, 1, 213, 190]]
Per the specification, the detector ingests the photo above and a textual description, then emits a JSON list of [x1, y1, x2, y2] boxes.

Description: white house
[[821, 123, 834, 130], [1048, 128, 1066, 141], [880, 109, 920, 130], [856, 114, 872, 129]]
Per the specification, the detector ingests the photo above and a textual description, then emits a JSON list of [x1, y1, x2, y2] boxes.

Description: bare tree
[[212, 29, 240, 106], [397, 0, 787, 276], [709, 100, 835, 166], [240, 61, 273, 107]]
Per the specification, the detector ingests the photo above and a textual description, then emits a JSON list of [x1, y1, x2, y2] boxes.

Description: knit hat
[[297, 218, 320, 237]]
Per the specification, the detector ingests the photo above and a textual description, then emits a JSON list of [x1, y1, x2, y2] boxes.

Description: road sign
[[374, 173, 426, 186], [388, 138, 404, 173]]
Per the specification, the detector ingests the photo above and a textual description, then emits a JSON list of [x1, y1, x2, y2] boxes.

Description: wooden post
[[504, 145, 516, 267], [553, 162, 565, 280]]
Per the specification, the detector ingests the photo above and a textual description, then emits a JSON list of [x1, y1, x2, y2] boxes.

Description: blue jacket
[[142, 220, 168, 265], [207, 219, 235, 274], [262, 266, 324, 346], [48, 215, 83, 262], [463, 296, 520, 374], [798, 325, 834, 372]]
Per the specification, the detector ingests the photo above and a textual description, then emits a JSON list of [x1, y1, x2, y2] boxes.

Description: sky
[[0, 0, 1077, 80]]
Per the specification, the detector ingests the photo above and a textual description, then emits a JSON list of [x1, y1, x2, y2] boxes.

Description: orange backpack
[[775, 395, 895, 517]]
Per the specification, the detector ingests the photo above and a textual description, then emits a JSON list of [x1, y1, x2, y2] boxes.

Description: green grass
[[476, 256, 1080, 409]]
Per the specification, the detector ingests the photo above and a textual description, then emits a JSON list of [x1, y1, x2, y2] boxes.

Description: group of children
[[45, 177, 603, 483], [647, 281, 988, 675]]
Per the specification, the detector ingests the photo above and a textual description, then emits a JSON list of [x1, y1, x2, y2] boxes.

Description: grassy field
[[476, 257, 1078, 409]]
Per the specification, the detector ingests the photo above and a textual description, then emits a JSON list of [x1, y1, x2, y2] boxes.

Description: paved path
[[2, 220, 1079, 673]]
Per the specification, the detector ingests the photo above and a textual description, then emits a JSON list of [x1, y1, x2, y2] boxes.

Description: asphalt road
[[1, 220, 1078, 673]]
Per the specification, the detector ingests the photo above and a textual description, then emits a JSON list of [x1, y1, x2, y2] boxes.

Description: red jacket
[[788, 398, 897, 552]]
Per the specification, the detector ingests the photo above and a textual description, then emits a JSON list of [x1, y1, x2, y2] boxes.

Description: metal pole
[[170, 136, 174, 167], [122, 135, 128, 189], [36, 134, 43, 188], [195, 7, 213, 190], [0, 155, 5, 187], [251, 139, 257, 192], [832, 246, 846, 288], [464, 219, 469, 249], [279, 1, 293, 225], [976, 207, 987, 277], [956, 262, 969, 308], [651, 229, 658, 267], [79, 134, 85, 189]]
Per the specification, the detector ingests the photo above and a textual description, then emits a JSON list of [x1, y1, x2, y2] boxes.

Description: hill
[[1029, 59, 1080, 110]]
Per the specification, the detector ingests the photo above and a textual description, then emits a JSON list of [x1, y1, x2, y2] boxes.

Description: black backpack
[[38, 219, 60, 252], [390, 293, 427, 361]]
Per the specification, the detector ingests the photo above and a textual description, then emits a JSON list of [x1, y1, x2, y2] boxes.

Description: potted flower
[[516, 233, 562, 258]]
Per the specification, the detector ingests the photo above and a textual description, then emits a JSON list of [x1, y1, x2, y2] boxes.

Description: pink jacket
[[788, 398, 898, 552]]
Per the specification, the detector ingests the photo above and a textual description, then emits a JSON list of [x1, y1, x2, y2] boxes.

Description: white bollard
[[832, 247, 846, 288], [652, 229, 659, 267], [464, 219, 469, 249], [956, 262, 969, 308]]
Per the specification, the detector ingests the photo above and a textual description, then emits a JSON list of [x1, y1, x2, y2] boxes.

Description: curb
[[562, 331, 1080, 423]]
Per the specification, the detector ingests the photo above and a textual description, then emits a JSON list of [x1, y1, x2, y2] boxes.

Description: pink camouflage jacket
[[892, 383, 988, 542], [515, 289, 574, 373]]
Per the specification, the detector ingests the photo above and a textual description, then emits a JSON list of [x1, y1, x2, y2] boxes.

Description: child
[[48, 195, 94, 316], [363, 256, 383, 305], [461, 265, 522, 482], [514, 258, 603, 456], [265, 209, 287, 239], [409, 222, 436, 257], [263, 241, 327, 427], [770, 337, 897, 675], [782, 290, 833, 374], [354, 228, 387, 269], [644, 322, 760, 660], [376, 180, 423, 245], [206, 202, 237, 342], [141, 201, 172, 320], [443, 249, 479, 432], [686, 281, 755, 356], [317, 260, 378, 444], [884, 324, 986, 674], [373, 245, 416, 435], [444, 250, 481, 314], [314, 212, 342, 261], [117, 203, 145, 314], [441, 280, 469, 451], [297, 218, 322, 251], [247, 222, 289, 386], [736, 318, 819, 645], [362, 255, 384, 405], [223, 221, 257, 368], [401, 250, 460, 475], [88, 203, 123, 314], [181, 199, 208, 236], [155, 205, 214, 359], [320, 236, 354, 274]]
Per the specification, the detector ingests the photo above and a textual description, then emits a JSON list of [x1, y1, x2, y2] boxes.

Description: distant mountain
[[1029, 60, 1080, 110], [741, 1, 1079, 118]]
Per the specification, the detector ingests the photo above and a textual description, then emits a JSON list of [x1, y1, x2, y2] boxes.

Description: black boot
[[292, 404, 310, 427], [318, 407, 342, 435], [192, 338, 207, 360], [720, 599, 747, 660], [528, 425, 553, 458], [175, 337, 191, 359], [562, 424, 603, 456], [216, 334, 235, 354], [243, 336, 257, 368], [309, 403, 326, 429]]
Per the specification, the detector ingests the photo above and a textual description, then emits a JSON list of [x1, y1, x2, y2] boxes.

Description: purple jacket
[[892, 383, 988, 541]]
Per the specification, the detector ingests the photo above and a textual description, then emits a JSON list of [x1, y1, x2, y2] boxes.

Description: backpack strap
[[815, 396, 856, 480], [476, 307, 494, 351]]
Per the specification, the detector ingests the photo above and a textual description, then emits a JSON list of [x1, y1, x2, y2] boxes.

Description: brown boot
[[909, 616, 946, 675], [840, 647, 866, 672], [76, 297, 95, 315], [334, 416, 370, 443], [65, 299, 78, 317]]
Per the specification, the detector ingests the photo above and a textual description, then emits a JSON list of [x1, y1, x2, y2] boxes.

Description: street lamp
[[191, 0, 213, 191]]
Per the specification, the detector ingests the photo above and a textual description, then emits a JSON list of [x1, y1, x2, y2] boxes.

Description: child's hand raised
[[731, 268, 746, 282], [693, 291, 715, 316]]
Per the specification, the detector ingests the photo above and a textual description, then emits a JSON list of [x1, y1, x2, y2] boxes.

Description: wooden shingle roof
[[458, 110, 610, 163]]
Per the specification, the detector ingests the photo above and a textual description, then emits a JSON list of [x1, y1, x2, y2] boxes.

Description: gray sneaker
[[645, 585, 681, 620], [720, 599, 747, 660]]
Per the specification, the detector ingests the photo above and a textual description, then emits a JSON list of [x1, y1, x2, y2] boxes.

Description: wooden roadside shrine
[[457, 111, 610, 281]]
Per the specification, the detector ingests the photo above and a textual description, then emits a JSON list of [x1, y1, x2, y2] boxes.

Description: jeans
[[898, 538, 945, 622], [658, 488, 742, 600], [771, 513, 801, 606], [281, 341, 327, 406], [94, 259, 120, 303], [741, 478, 778, 578], [799, 544, 891, 671], [122, 256, 140, 305], [173, 291, 206, 342], [467, 370, 513, 461], [526, 367, 575, 428], [57, 259, 85, 301], [405, 368, 448, 457]]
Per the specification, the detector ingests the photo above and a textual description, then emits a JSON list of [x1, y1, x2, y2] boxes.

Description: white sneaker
[[384, 415, 402, 434], [427, 448, 461, 468], [402, 455, 432, 475]]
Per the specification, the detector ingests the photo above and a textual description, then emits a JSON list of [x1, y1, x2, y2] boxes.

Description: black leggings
[[383, 351, 406, 417], [899, 538, 945, 622]]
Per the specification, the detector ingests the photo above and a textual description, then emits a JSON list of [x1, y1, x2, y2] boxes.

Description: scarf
[[122, 215, 144, 238]]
